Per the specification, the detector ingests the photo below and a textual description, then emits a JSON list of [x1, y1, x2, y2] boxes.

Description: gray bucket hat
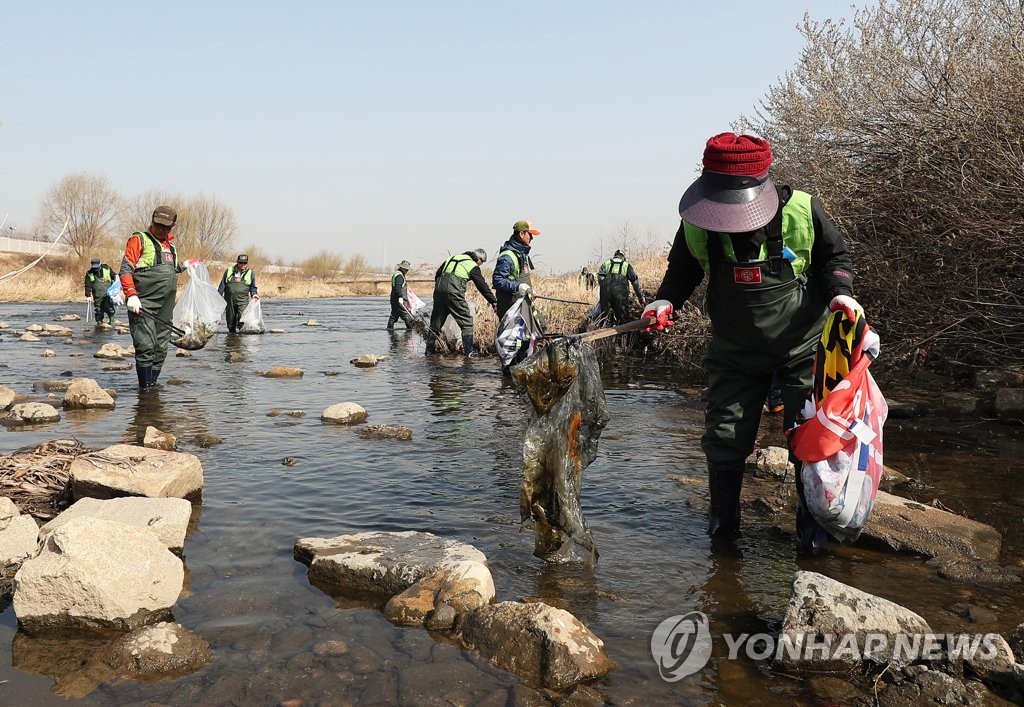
[[397, 260, 411, 270]]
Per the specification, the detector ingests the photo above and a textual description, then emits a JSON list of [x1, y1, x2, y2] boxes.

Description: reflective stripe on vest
[[682, 190, 814, 276], [601, 258, 629, 278], [498, 249, 521, 280], [227, 265, 253, 285], [134, 231, 176, 270], [442, 253, 476, 280], [391, 271, 404, 287]]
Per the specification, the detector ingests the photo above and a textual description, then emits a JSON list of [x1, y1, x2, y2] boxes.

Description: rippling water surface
[[1, 297, 1022, 705]]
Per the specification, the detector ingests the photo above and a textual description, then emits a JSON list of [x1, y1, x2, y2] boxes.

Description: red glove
[[641, 299, 674, 332], [252, 294, 260, 301], [829, 295, 863, 321]]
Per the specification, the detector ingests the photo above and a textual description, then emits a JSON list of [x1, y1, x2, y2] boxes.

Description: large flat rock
[[39, 497, 193, 552], [0, 497, 39, 564], [863, 491, 1002, 561], [69, 444, 203, 501], [294, 530, 487, 597]]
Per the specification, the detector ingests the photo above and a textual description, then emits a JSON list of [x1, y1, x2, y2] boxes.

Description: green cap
[[513, 220, 540, 235]]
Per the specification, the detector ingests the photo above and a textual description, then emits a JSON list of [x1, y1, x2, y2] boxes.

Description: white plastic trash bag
[[406, 287, 427, 316], [440, 301, 475, 351], [239, 297, 266, 334], [497, 295, 543, 367], [171, 261, 225, 349]]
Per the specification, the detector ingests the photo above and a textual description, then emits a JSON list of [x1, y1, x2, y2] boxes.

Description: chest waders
[[426, 254, 477, 355], [224, 266, 253, 332], [88, 267, 117, 322], [128, 233, 178, 387], [496, 249, 532, 319], [599, 258, 631, 325], [387, 271, 415, 330], [693, 195, 829, 537]]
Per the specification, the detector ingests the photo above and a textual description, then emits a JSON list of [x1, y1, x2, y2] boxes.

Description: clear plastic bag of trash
[[171, 261, 225, 350], [800, 450, 878, 543], [513, 338, 609, 563], [439, 301, 475, 353], [497, 295, 544, 368], [239, 298, 266, 334]]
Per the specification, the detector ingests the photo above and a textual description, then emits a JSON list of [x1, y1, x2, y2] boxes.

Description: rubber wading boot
[[150, 368, 161, 387], [136, 365, 153, 393], [107, 314, 116, 326], [462, 335, 477, 357], [796, 501, 830, 557], [707, 466, 743, 537], [424, 331, 436, 356]]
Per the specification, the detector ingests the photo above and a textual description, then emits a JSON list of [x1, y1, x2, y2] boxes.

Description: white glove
[[829, 295, 864, 321], [127, 295, 142, 314], [398, 297, 405, 306], [86, 295, 94, 302], [517, 283, 532, 297], [641, 299, 675, 331]]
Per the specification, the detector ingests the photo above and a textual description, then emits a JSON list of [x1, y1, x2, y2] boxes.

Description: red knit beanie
[[702, 132, 773, 176]]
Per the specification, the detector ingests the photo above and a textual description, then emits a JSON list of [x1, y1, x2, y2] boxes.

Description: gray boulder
[[9, 402, 60, 425], [143, 426, 177, 451], [13, 518, 184, 632], [384, 561, 494, 628], [321, 402, 368, 424], [69, 444, 203, 500], [776, 571, 932, 673], [39, 497, 192, 553], [864, 491, 1002, 561], [101, 621, 213, 679], [456, 601, 616, 689], [0, 384, 15, 410]]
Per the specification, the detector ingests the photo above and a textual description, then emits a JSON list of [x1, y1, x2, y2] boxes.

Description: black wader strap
[[765, 185, 791, 276]]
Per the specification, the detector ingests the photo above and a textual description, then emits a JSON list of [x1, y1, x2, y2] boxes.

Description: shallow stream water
[[1, 297, 1022, 705]]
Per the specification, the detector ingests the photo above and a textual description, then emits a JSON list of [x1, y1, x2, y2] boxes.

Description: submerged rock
[[865, 491, 1002, 561], [191, 433, 223, 448], [41, 349, 56, 358], [926, 556, 1021, 587], [144, 426, 177, 451], [55, 314, 80, 322], [358, 424, 412, 440], [101, 621, 213, 679], [303, 319, 320, 327], [350, 354, 385, 368], [225, 352, 245, 363], [261, 367, 303, 378], [267, 409, 305, 418]]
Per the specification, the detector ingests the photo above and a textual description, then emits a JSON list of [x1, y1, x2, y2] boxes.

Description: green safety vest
[[682, 190, 814, 276], [87, 266, 115, 283], [133, 231, 177, 270], [226, 265, 254, 285], [441, 253, 476, 280], [497, 249, 521, 280], [600, 258, 630, 279], [391, 270, 405, 287]]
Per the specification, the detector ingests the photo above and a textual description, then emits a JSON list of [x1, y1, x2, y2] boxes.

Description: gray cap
[[397, 260, 411, 270], [90, 258, 101, 266], [152, 205, 177, 227], [237, 254, 249, 264]]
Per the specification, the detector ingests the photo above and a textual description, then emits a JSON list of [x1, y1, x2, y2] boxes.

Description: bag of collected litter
[[406, 287, 426, 316], [239, 297, 266, 334], [788, 310, 887, 543], [171, 261, 225, 350], [513, 338, 609, 563], [497, 295, 544, 368], [106, 278, 125, 307], [439, 300, 476, 352]]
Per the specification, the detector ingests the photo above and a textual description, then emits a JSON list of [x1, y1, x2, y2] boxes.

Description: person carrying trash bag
[[119, 205, 200, 392], [425, 248, 497, 356], [642, 132, 859, 554], [84, 258, 117, 326], [598, 249, 645, 326], [387, 259, 417, 331], [218, 254, 259, 333], [493, 220, 540, 319]]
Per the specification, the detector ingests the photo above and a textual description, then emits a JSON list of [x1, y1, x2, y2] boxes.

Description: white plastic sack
[[239, 298, 266, 334], [106, 278, 124, 307], [172, 261, 225, 348], [440, 300, 476, 350]]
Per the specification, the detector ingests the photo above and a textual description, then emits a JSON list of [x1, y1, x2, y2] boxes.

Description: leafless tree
[[175, 194, 238, 261], [343, 253, 372, 277], [737, 0, 1024, 374], [37, 173, 123, 260]]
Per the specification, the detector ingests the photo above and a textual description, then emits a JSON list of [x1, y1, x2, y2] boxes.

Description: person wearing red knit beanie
[[642, 131, 864, 556]]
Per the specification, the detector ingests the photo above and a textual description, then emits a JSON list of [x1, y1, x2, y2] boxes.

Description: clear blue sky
[[1, 1, 856, 273]]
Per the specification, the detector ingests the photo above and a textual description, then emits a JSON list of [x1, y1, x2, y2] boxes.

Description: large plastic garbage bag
[[171, 261, 225, 350], [513, 338, 609, 563], [239, 298, 266, 334], [788, 310, 887, 543], [439, 300, 475, 352], [496, 295, 544, 368], [406, 287, 426, 316]]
